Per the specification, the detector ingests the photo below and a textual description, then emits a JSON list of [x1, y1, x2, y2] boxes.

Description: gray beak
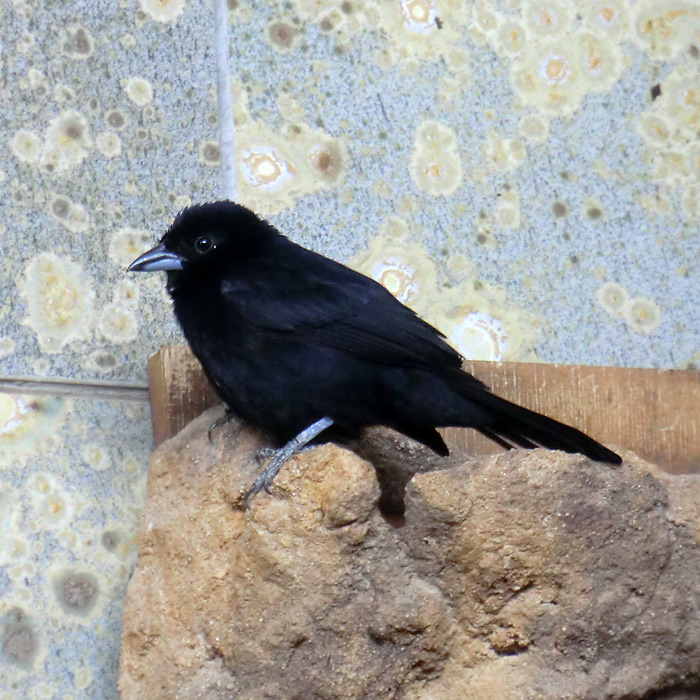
[[127, 242, 183, 272]]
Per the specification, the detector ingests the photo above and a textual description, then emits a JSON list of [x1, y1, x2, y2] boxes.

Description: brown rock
[[119, 409, 700, 699]]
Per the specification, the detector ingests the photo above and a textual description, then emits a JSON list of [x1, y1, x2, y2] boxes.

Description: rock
[[119, 409, 700, 699]]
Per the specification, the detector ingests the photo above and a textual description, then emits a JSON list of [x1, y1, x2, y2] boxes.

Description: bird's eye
[[194, 236, 213, 254]]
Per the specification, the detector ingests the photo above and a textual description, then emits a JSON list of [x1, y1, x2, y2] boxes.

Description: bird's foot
[[208, 408, 237, 442], [241, 416, 334, 506]]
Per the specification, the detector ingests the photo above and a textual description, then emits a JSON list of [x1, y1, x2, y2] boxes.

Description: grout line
[[213, 0, 237, 201], [2, 6, 236, 407], [0, 377, 150, 402]]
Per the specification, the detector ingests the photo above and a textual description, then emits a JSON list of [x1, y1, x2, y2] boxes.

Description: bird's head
[[127, 201, 274, 287]]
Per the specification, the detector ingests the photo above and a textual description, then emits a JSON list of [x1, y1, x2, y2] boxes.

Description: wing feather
[[220, 248, 469, 376]]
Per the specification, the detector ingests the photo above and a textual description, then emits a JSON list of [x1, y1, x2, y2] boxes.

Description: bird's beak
[[127, 242, 183, 272]]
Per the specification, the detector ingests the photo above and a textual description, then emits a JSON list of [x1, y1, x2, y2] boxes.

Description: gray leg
[[242, 417, 334, 503]]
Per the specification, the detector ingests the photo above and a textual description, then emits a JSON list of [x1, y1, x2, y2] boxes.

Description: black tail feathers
[[472, 391, 622, 465]]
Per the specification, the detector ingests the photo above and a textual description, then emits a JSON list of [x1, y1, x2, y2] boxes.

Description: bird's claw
[[208, 408, 236, 442], [237, 474, 271, 509], [241, 416, 334, 505]]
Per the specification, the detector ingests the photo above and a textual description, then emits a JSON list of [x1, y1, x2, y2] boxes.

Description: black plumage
[[129, 201, 621, 469]]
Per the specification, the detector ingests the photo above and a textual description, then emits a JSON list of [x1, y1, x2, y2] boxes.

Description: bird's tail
[[467, 390, 622, 465]]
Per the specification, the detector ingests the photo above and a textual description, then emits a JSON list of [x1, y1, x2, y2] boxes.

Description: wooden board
[[147, 346, 218, 447], [147, 346, 700, 474]]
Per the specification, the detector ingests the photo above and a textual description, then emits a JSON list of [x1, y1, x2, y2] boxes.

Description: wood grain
[[147, 346, 218, 447], [147, 346, 700, 474]]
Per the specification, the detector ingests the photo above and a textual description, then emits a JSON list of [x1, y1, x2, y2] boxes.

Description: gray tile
[[221, 2, 700, 370], [0, 391, 152, 699], [1, 0, 218, 384], [3, 0, 698, 389]]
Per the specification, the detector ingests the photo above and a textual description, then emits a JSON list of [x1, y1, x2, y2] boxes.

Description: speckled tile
[[1, 0, 218, 384], [221, 0, 700, 370], [2, 0, 699, 387], [0, 392, 151, 699]]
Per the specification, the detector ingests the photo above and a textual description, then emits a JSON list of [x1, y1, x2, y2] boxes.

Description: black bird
[[128, 201, 621, 497]]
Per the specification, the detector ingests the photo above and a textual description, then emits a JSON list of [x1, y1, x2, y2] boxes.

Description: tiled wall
[[1, 0, 698, 696]]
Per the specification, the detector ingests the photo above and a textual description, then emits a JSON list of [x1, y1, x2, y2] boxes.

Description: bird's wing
[[220, 252, 474, 378]]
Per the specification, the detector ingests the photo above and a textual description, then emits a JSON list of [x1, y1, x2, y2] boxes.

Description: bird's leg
[[255, 444, 316, 466], [208, 407, 237, 442], [242, 417, 334, 503]]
